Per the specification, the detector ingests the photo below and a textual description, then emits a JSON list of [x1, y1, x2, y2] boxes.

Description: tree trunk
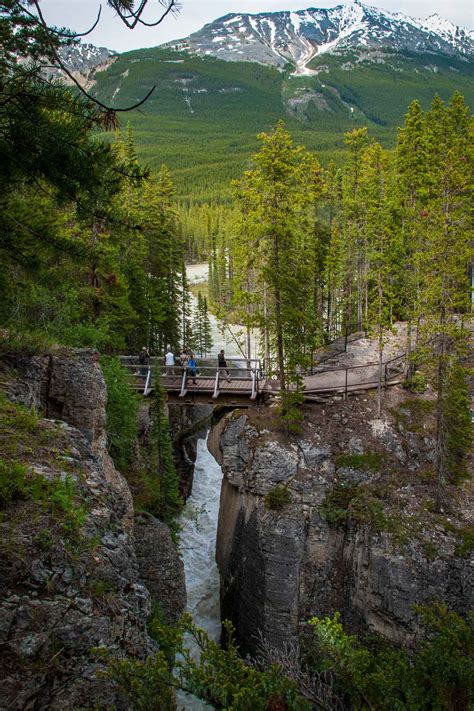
[[273, 235, 286, 392], [434, 331, 446, 512]]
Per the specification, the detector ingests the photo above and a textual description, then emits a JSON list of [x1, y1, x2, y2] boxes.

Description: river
[[187, 263, 260, 360], [177, 434, 222, 710]]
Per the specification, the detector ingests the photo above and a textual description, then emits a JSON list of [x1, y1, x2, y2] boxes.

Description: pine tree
[[415, 94, 472, 507], [233, 122, 323, 391], [360, 142, 398, 416], [201, 296, 213, 357]]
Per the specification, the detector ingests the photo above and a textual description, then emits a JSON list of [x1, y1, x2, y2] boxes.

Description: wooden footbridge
[[119, 348, 407, 406]]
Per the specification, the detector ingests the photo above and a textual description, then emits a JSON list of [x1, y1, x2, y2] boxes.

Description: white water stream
[[177, 434, 223, 710], [187, 262, 260, 360]]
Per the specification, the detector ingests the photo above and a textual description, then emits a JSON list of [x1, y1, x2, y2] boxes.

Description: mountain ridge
[[166, 2, 474, 73]]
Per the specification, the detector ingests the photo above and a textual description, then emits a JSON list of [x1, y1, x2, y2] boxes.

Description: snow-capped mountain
[[59, 43, 116, 74], [168, 1, 474, 73], [43, 43, 116, 86]]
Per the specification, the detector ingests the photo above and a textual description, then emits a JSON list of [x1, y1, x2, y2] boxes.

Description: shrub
[[276, 390, 305, 434], [101, 356, 140, 472], [335, 451, 383, 471], [109, 615, 311, 711], [309, 605, 474, 710], [265, 485, 292, 510], [402, 372, 427, 393], [0, 459, 31, 507], [321, 482, 386, 529], [454, 526, 474, 557]]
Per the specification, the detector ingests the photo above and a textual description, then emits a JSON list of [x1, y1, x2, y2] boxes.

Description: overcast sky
[[42, 1, 474, 52]]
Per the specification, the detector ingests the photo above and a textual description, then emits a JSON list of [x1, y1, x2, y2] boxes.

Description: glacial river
[[177, 434, 222, 710]]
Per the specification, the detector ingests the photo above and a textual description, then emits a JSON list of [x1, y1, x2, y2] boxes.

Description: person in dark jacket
[[218, 349, 230, 382], [138, 346, 150, 377]]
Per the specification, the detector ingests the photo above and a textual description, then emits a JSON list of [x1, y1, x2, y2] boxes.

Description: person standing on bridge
[[138, 346, 150, 378], [165, 347, 176, 379], [218, 349, 231, 382], [179, 348, 189, 374], [187, 353, 198, 384]]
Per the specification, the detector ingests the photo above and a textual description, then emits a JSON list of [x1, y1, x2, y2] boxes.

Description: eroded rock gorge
[[212, 391, 473, 655]]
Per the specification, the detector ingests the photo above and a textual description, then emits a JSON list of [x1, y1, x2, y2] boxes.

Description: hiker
[[187, 353, 198, 384], [138, 346, 150, 377], [165, 346, 176, 378], [218, 349, 231, 382], [179, 348, 189, 373]]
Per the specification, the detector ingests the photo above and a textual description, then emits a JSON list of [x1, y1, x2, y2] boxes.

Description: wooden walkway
[[119, 351, 407, 405]]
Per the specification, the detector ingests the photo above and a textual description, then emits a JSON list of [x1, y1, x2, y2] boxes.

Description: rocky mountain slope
[[169, 1, 474, 73], [46, 42, 116, 88]]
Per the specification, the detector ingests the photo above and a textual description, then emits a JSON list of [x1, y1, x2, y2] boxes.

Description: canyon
[[0, 345, 472, 706]]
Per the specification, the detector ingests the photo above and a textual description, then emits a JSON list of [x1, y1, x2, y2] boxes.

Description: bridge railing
[[118, 356, 263, 397], [303, 352, 406, 397]]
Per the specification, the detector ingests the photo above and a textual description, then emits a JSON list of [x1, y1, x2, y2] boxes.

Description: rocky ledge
[[0, 349, 185, 709], [213, 387, 473, 655]]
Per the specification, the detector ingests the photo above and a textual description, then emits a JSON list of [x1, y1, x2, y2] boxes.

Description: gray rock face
[[0, 350, 186, 709], [215, 403, 473, 655], [168, 403, 212, 499], [3, 348, 106, 444], [134, 513, 186, 623]]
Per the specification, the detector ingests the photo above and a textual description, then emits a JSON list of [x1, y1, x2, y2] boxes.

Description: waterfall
[[177, 433, 222, 710]]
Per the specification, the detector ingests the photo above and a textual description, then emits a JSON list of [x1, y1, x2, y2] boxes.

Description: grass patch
[[455, 528, 474, 557], [447, 525, 474, 557], [335, 451, 383, 471], [265, 485, 292, 510], [0, 459, 31, 507]]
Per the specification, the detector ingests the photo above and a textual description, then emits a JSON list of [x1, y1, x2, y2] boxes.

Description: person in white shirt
[[165, 348, 175, 378]]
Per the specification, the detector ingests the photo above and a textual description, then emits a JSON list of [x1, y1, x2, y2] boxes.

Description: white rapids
[[177, 434, 222, 710]]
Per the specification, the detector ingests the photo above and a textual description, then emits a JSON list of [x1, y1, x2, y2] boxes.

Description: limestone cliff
[[214, 389, 473, 655], [0, 349, 185, 709]]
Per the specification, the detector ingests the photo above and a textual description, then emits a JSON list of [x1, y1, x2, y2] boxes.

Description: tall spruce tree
[[233, 122, 322, 391], [415, 94, 472, 506]]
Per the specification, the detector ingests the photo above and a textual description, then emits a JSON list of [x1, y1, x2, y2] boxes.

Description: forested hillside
[[90, 46, 473, 201]]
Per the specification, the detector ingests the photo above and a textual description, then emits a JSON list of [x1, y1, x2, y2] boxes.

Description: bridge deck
[[121, 351, 406, 404]]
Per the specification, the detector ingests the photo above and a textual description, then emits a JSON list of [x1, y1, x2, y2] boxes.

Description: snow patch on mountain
[[166, 1, 474, 69]]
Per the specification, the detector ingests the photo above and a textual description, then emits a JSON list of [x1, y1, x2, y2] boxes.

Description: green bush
[[277, 390, 305, 434], [265, 484, 292, 510], [335, 451, 383, 471], [0, 459, 31, 507], [322, 482, 386, 529], [454, 526, 474, 557], [402, 372, 428, 393], [101, 356, 140, 472], [109, 615, 311, 711], [309, 605, 474, 710]]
